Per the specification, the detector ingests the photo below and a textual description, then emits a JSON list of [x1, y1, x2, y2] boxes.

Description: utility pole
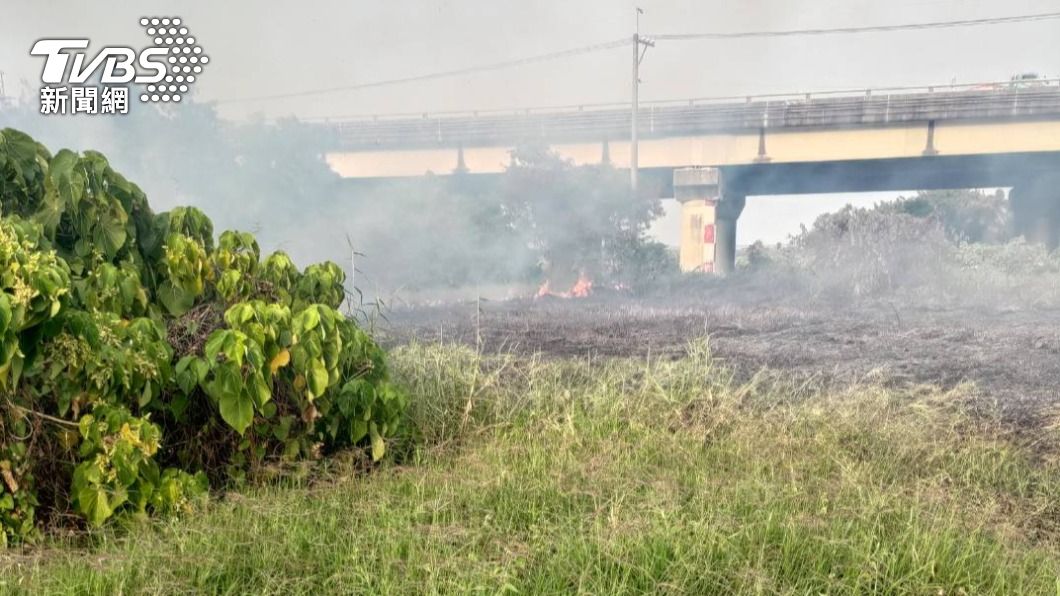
[[631, 8, 654, 195]]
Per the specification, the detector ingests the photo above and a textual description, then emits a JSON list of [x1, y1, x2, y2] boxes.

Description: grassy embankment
[[4, 341, 1059, 594]]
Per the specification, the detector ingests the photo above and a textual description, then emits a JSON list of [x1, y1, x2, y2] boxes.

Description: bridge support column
[[1010, 174, 1060, 249], [714, 193, 746, 275], [674, 168, 720, 273]]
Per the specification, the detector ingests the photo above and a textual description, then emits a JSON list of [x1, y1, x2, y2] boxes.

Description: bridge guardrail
[[327, 80, 1060, 150]]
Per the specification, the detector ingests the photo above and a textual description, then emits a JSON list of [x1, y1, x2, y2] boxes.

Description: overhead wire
[[215, 38, 632, 104], [215, 11, 1060, 106], [650, 11, 1060, 40]]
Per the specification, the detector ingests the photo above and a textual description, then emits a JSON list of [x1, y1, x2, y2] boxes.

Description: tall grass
[[4, 341, 1059, 594]]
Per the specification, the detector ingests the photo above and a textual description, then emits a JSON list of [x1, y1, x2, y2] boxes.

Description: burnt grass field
[[381, 287, 1060, 429]]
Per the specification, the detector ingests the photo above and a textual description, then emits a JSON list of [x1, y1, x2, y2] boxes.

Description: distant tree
[[787, 204, 951, 296], [501, 145, 662, 286], [345, 173, 531, 291], [1009, 176, 1060, 249], [887, 189, 1010, 243]]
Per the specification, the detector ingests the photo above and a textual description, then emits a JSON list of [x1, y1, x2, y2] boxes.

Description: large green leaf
[[174, 356, 200, 394], [158, 281, 195, 316], [349, 418, 368, 443], [369, 422, 385, 462], [215, 363, 242, 398], [0, 294, 11, 335], [204, 330, 229, 362], [298, 307, 320, 333], [218, 388, 254, 435], [250, 372, 271, 408], [307, 358, 329, 398], [93, 203, 129, 257], [77, 485, 114, 527]]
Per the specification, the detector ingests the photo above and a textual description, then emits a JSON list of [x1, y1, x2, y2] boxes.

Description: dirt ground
[[379, 289, 1060, 427]]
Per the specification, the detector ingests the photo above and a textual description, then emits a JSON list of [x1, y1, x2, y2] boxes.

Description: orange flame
[[536, 272, 593, 299], [536, 279, 553, 298], [569, 272, 593, 297]]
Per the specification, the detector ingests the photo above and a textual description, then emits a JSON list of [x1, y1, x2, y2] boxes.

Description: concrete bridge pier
[[1010, 174, 1060, 249], [673, 167, 747, 274], [674, 168, 720, 273], [714, 188, 746, 275]]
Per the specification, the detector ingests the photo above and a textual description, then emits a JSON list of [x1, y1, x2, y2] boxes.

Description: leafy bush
[[781, 205, 952, 297], [885, 189, 1010, 243], [736, 192, 1060, 306], [0, 128, 407, 545], [604, 239, 679, 291]]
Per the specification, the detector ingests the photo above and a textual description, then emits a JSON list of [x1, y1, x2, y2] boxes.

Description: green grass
[[3, 341, 1059, 595]]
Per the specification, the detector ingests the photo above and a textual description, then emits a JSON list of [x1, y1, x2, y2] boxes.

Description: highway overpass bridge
[[325, 81, 1060, 273]]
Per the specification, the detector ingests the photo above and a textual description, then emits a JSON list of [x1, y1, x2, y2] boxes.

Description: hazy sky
[[3, 0, 1058, 119], [2, 0, 1059, 244]]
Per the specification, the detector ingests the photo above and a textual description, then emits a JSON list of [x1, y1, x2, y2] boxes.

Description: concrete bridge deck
[[325, 82, 1060, 179]]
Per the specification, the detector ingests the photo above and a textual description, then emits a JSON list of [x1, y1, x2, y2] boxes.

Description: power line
[[216, 11, 1060, 106], [216, 38, 631, 104], [650, 11, 1060, 40]]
